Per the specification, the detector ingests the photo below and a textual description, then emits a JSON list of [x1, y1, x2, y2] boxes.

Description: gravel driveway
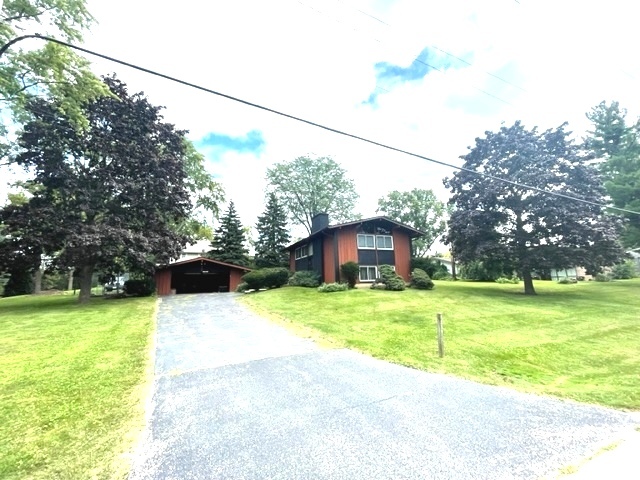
[[129, 294, 638, 480]]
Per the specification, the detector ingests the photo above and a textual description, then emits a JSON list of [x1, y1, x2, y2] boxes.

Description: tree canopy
[[376, 188, 448, 257], [445, 121, 624, 295], [266, 155, 359, 234], [1, 75, 192, 302], [0, 1, 107, 127], [584, 101, 640, 248], [254, 193, 290, 268]]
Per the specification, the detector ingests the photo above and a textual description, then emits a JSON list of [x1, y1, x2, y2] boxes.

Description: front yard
[[0, 294, 155, 480], [241, 279, 640, 410]]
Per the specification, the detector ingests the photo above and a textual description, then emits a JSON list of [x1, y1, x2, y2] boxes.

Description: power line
[[1, 34, 639, 217]]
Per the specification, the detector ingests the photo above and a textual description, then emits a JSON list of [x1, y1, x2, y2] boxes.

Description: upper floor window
[[357, 234, 393, 250], [357, 234, 375, 249], [295, 244, 313, 259]]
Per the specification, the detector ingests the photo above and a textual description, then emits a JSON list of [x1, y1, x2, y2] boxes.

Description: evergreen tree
[[254, 193, 291, 268], [585, 101, 640, 248], [209, 201, 249, 266]]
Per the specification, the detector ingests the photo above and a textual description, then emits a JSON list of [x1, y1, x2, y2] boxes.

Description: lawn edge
[[109, 297, 159, 479]]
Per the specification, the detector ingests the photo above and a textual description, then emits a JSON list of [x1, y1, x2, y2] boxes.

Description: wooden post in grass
[[436, 313, 444, 357]]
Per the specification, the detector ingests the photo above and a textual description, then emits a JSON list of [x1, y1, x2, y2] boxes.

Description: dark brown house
[[155, 257, 250, 295], [286, 214, 423, 284]]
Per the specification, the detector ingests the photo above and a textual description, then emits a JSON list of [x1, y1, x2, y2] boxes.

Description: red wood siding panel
[[230, 269, 244, 292], [155, 269, 172, 295], [322, 235, 335, 283], [337, 226, 358, 267], [393, 229, 411, 281], [289, 252, 296, 272]]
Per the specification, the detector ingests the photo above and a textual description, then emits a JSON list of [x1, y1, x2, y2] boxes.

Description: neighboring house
[[549, 266, 592, 281], [285, 214, 423, 284], [172, 239, 212, 263]]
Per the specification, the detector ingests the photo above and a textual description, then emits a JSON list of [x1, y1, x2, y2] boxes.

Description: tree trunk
[[77, 264, 94, 304], [67, 268, 75, 291], [522, 269, 536, 295], [33, 268, 43, 294], [451, 255, 457, 281]]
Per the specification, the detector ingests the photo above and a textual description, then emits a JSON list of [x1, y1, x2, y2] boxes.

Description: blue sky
[[195, 130, 265, 160]]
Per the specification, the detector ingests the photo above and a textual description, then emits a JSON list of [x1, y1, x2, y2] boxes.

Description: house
[[155, 257, 251, 295], [171, 239, 212, 263], [285, 214, 423, 284]]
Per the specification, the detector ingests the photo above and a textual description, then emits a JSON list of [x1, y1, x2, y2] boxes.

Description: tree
[[444, 121, 624, 295], [584, 101, 640, 248], [179, 139, 224, 239], [376, 188, 448, 256], [266, 155, 359, 234], [2, 75, 192, 303], [254, 193, 290, 268], [0, 1, 107, 125], [208, 201, 249, 266]]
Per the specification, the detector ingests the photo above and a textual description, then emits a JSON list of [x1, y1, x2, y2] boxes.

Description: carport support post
[[436, 313, 444, 358]]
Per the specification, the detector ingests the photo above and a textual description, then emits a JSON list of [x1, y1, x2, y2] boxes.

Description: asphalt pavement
[[128, 294, 638, 480]]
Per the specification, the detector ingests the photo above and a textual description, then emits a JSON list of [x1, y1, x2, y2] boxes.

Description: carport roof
[[157, 256, 252, 271]]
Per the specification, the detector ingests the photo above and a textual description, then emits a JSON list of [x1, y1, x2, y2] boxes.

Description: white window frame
[[295, 243, 313, 260], [359, 266, 378, 282], [376, 235, 393, 250], [357, 234, 375, 249]]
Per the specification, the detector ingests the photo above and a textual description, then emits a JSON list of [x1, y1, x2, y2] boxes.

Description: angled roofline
[[285, 215, 424, 250], [157, 256, 252, 271]]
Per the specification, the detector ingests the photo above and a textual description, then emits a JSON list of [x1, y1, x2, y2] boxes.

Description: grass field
[[241, 279, 640, 410], [0, 294, 156, 480]]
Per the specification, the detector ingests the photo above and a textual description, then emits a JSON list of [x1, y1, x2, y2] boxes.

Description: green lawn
[[241, 279, 640, 410], [0, 294, 156, 480]]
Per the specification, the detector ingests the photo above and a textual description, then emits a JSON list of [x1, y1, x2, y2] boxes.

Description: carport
[[155, 257, 251, 295]]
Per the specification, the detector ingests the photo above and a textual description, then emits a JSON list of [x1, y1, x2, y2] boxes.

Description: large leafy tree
[[376, 188, 448, 257], [208, 201, 249, 266], [254, 193, 290, 268], [266, 155, 359, 234], [445, 121, 624, 295], [1, 75, 192, 303], [0, 1, 107, 123], [584, 101, 640, 248]]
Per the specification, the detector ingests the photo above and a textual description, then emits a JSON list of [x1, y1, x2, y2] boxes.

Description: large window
[[295, 244, 313, 259], [376, 235, 393, 250], [357, 234, 375, 249], [357, 234, 393, 250], [359, 266, 378, 282]]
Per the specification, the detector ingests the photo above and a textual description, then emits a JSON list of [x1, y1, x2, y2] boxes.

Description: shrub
[[557, 277, 577, 284], [611, 260, 637, 279], [123, 278, 155, 297], [411, 268, 434, 290], [317, 282, 348, 293], [235, 282, 249, 293], [3, 269, 33, 297], [340, 261, 359, 288], [242, 267, 289, 290], [289, 270, 321, 288], [410, 257, 449, 279], [432, 269, 452, 280], [595, 273, 612, 282], [378, 264, 405, 291], [495, 275, 520, 284]]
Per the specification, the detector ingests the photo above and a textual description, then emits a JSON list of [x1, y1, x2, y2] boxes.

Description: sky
[[3, 0, 640, 246]]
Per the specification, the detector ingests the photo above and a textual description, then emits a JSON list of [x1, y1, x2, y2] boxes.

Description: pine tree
[[254, 193, 291, 268], [209, 201, 249, 266]]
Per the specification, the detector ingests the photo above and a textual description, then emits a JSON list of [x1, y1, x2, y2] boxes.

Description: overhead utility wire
[[1, 34, 639, 217]]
